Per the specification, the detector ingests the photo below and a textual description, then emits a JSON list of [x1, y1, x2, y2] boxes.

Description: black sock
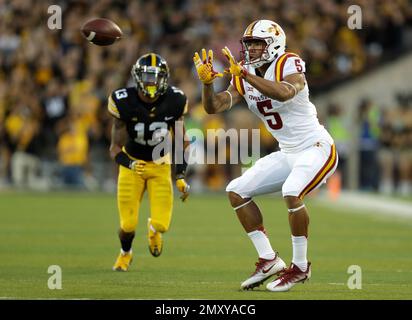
[[119, 230, 135, 252]]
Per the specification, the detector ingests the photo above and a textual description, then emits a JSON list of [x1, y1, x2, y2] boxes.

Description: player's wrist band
[[115, 151, 134, 169], [224, 90, 233, 109], [281, 81, 297, 97], [240, 68, 248, 78]]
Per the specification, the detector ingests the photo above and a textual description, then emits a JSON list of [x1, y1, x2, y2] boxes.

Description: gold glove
[[176, 178, 190, 202], [130, 160, 146, 175], [193, 48, 223, 84], [221, 46, 248, 78]]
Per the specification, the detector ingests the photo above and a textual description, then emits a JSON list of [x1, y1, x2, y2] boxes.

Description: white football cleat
[[240, 255, 286, 290], [266, 262, 311, 292]]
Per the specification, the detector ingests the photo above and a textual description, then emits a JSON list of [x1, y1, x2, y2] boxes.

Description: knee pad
[[120, 215, 138, 233], [281, 180, 300, 198], [226, 179, 251, 199], [150, 219, 169, 233]]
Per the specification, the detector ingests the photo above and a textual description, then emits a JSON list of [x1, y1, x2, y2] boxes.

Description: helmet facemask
[[241, 37, 278, 68], [132, 65, 168, 99]]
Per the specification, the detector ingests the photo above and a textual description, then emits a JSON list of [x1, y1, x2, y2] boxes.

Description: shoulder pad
[[275, 52, 305, 81], [107, 94, 120, 118], [169, 86, 188, 117]]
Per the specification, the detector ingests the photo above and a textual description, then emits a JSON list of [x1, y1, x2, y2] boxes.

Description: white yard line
[[315, 191, 412, 220]]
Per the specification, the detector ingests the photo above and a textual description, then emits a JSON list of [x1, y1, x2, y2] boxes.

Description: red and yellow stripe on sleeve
[[275, 52, 299, 82]]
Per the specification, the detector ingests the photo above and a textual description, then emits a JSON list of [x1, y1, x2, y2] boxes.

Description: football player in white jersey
[[193, 20, 338, 292]]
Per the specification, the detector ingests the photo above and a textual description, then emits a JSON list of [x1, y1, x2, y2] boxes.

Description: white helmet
[[240, 20, 286, 68]]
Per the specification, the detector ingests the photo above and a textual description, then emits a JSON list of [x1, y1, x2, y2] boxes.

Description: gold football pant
[[117, 159, 173, 234]]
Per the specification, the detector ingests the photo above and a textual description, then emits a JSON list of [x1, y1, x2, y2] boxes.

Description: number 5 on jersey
[[257, 100, 283, 130]]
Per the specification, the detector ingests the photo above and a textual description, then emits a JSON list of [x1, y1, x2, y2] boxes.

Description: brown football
[[81, 18, 123, 46]]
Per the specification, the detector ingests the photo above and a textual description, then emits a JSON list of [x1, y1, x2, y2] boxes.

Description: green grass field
[[0, 191, 411, 300]]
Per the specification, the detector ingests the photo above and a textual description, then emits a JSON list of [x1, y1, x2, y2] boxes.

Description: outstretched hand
[[193, 48, 223, 84], [221, 46, 248, 78], [176, 178, 190, 202]]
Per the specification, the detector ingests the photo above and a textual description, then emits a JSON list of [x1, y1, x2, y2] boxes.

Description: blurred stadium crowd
[[0, 0, 411, 195]]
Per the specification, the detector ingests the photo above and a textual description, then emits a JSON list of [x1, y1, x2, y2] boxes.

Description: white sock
[[247, 230, 276, 260], [121, 248, 132, 255], [291, 235, 308, 271]]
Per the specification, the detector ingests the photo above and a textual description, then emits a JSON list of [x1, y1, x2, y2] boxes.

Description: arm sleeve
[[115, 151, 133, 169]]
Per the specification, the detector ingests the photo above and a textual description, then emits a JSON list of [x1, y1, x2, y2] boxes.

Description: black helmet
[[131, 53, 169, 98]]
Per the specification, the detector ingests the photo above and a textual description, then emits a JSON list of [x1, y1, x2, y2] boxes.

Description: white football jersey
[[232, 52, 333, 152]]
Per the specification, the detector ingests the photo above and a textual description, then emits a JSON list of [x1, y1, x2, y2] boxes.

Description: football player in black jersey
[[108, 53, 190, 271]]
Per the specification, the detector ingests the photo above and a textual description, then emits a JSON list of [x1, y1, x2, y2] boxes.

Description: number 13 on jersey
[[134, 122, 168, 146]]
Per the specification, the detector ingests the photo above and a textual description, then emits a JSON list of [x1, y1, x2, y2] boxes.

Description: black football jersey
[[108, 86, 187, 161]]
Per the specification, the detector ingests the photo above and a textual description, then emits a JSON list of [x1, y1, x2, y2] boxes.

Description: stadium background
[[1, 0, 412, 300]]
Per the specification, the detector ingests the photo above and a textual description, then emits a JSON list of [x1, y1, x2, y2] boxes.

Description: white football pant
[[226, 140, 338, 199]]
